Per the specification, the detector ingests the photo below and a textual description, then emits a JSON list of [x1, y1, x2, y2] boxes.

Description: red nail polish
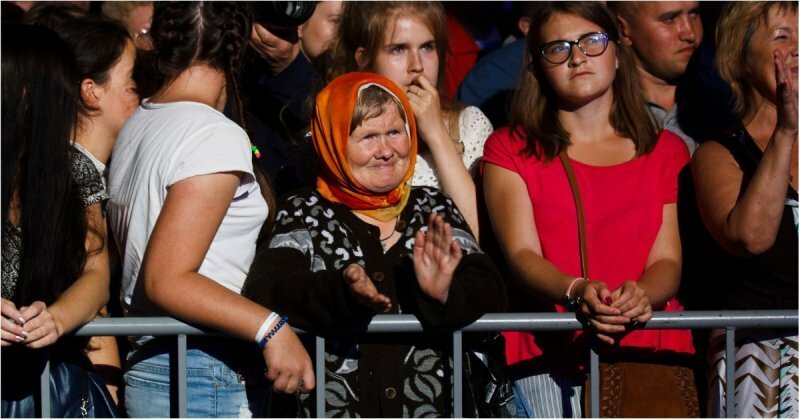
[[604, 297, 612, 305]]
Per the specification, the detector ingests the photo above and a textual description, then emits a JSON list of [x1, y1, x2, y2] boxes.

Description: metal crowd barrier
[[31, 310, 793, 417]]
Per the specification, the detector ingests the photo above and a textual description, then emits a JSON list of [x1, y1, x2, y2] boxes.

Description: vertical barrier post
[[316, 335, 325, 418], [453, 331, 463, 418], [725, 327, 735, 418], [178, 334, 188, 418], [40, 358, 51, 418], [589, 344, 599, 418]]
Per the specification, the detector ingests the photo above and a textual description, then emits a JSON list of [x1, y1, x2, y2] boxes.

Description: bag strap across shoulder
[[558, 150, 589, 279]]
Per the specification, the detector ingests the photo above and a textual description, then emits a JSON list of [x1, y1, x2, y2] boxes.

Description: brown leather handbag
[[558, 151, 700, 418]]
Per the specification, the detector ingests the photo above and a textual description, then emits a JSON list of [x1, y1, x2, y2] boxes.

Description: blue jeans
[[124, 337, 267, 418]]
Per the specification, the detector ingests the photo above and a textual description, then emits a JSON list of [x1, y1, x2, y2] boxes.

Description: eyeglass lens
[[541, 32, 609, 64]]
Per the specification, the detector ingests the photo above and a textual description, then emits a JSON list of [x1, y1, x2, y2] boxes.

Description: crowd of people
[[1, 0, 797, 418]]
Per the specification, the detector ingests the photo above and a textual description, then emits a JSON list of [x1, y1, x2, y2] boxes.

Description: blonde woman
[[694, 2, 798, 416]]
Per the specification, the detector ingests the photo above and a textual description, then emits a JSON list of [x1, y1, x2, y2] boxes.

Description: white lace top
[[411, 106, 493, 188]]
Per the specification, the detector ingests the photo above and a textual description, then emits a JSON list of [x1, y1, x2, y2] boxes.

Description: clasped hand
[[574, 280, 652, 345], [343, 214, 462, 312], [1, 298, 62, 348]]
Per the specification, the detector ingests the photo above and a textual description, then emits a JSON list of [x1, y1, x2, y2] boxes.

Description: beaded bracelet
[[255, 312, 280, 343], [258, 315, 288, 350]]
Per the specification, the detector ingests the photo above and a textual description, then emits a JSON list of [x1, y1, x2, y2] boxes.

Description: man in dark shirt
[[608, 1, 736, 155]]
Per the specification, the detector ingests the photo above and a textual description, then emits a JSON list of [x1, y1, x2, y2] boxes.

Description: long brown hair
[[327, 1, 447, 98], [510, 1, 658, 162]]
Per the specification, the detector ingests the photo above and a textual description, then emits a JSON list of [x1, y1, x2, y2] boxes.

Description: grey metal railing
[[32, 310, 794, 417]]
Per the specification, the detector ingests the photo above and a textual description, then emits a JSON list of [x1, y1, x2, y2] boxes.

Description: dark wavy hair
[[48, 15, 133, 116], [510, 1, 658, 162], [2, 24, 88, 306], [149, 1, 276, 230]]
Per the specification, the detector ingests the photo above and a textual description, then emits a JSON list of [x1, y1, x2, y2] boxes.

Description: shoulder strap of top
[[716, 124, 797, 200]]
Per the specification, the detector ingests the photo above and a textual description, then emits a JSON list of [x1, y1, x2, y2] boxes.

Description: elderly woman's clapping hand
[[343, 264, 393, 313], [413, 213, 463, 305]]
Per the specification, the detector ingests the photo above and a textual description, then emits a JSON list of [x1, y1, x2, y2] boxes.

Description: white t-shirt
[[411, 106, 493, 188], [108, 100, 267, 318]]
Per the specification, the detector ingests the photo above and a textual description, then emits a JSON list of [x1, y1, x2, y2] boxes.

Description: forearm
[[508, 249, 576, 303], [48, 205, 110, 335], [635, 259, 681, 309], [147, 272, 269, 343], [726, 129, 795, 253], [426, 130, 479, 238], [48, 266, 109, 337]]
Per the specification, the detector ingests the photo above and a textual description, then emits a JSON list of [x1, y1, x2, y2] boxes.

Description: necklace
[[380, 216, 399, 242]]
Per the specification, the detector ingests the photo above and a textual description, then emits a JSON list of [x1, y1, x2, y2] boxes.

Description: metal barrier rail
[[31, 310, 797, 417]]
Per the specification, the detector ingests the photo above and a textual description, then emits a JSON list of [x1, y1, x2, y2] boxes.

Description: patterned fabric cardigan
[[243, 186, 506, 417]]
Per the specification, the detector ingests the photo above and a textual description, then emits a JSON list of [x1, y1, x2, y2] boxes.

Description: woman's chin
[[356, 169, 406, 194], [365, 182, 400, 194]]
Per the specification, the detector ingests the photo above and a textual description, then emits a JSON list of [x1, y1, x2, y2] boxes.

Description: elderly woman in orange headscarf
[[243, 72, 505, 418]]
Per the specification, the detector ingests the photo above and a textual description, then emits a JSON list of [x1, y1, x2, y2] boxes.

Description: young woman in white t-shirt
[[108, 3, 314, 417]]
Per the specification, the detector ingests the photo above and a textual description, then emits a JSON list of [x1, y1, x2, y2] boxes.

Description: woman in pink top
[[482, 2, 695, 417]]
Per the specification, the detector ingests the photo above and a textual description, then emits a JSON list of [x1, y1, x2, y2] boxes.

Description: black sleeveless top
[[711, 125, 798, 310]]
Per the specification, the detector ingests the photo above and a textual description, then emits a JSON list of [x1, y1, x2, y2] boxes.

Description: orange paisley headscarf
[[312, 72, 418, 221]]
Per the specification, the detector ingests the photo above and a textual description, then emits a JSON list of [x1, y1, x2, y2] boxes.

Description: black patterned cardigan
[[243, 186, 506, 417]]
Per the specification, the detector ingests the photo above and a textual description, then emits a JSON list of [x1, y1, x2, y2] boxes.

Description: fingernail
[[15, 335, 24, 342], [17, 317, 24, 325], [604, 297, 612, 305], [21, 331, 28, 338]]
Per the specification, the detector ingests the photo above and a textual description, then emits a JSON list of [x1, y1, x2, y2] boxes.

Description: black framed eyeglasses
[[539, 32, 611, 65]]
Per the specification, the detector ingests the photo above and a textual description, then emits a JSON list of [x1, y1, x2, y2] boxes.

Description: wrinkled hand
[[405, 76, 448, 147], [413, 214, 462, 305], [262, 325, 315, 394], [609, 280, 652, 325], [250, 23, 300, 75], [343, 264, 392, 313], [1, 298, 27, 346], [774, 49, 798, 137], [575, 281, 627, 345], [17, 301, 62, 349]]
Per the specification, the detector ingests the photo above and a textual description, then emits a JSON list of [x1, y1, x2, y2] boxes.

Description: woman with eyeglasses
[[483, 2, 697, 417]]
